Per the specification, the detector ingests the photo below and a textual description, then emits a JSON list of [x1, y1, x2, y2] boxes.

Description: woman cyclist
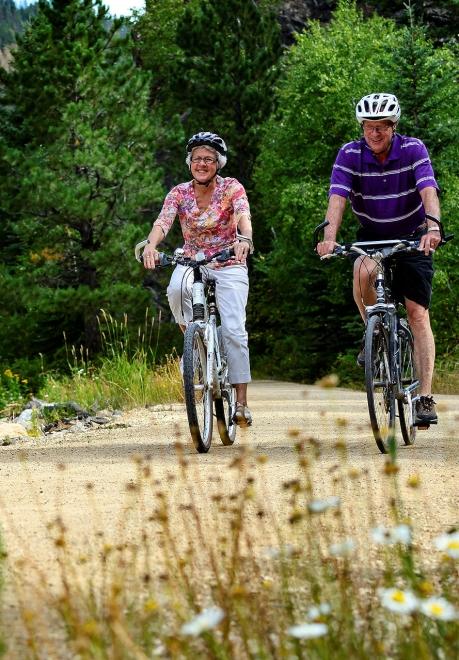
[[142, 132, 253, 427]]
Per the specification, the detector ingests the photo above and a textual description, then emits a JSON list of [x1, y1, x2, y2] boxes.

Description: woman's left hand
[[233, 239, 251, 264]]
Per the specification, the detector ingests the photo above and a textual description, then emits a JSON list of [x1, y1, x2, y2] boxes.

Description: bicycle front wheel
[[365, 315, 395, 454], [215, 327, 237, 446], [183, 322, 213, 453], [398, 320, 417, 446]]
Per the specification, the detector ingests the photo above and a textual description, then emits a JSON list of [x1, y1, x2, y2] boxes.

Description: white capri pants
[[167, 264, 251, 384]]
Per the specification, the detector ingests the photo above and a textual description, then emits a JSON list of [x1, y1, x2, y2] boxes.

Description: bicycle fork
[[191, 275, 223, 399]]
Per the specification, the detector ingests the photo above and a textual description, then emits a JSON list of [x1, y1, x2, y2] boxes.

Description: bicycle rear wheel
[[183, 322, 213, 453], [397, 320, 417, 446], [215, 328, 237, 445], [365, 315, 395, 454]]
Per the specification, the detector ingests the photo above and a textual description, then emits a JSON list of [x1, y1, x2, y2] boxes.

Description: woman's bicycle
[[135, 241, 237, 453], [313, 220, 452, 454]]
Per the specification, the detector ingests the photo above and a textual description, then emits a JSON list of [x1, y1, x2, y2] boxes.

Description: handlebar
[[313, 219, 453, 259], [134, 240, 235, 268]]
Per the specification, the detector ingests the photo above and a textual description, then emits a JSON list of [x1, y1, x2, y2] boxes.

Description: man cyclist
[[317, 93, 441, 425]]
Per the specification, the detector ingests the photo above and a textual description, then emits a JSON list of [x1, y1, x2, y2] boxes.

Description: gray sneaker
[[232, 403, 253, 427], [415, 395, 438, 424]]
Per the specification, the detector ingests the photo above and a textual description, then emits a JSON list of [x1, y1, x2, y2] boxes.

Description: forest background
[[0, 0, 458, 397]]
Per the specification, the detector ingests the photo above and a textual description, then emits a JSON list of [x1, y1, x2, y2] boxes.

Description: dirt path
[[0, 381, 457, 595]]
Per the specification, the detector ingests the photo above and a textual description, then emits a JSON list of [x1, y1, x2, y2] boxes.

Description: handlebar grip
[[312, 220, 330, 251]]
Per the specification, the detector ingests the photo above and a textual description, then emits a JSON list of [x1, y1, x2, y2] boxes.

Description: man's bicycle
[[313, 220, 452, 454], [135, 241, 237, 453]]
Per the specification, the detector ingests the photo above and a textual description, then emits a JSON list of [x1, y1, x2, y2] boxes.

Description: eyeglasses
[[190, 156, 217, 164], [363, 124, 393, 134]]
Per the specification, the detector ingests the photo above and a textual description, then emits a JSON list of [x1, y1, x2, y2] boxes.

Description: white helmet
[[356, 93, 401, 124]]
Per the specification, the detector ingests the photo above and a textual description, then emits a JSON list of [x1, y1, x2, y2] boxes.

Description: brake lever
[[215, 247, 235, 262]]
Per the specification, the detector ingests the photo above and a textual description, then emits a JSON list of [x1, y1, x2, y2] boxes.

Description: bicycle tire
[[183, 322, 213, 453], [397, 321, 417, 446], [215, 327, 237, 446], [365, 315, 396, 454]]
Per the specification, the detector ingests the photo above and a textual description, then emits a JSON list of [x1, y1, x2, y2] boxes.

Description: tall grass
[[3, 433, 458, 658], [39, 309, 183, 410]]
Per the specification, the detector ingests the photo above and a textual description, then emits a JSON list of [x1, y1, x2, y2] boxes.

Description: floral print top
[[153, 176, 250, 267]]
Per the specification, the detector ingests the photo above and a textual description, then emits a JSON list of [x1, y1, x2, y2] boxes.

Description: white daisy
[[379, 588, 418, 614], [307, 496, 341, 513], [371, 524, 412, 545], [307, 603, 332, 620], [288, 622, 328, 639], [262, 544, 295, 559], [180, 606, 224, 636], [329, 538, 356, 556], [433, 531, 459, 559], [420, 597, 458, 621]]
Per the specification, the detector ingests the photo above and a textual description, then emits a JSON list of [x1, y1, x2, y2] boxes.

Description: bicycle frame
[[364, 254, 419, 407], [190, 273, 223, 400], [134, 240, 237, 451]]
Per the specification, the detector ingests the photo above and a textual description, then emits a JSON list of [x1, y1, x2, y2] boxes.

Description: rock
[[16, 409, 34, 429], [0, 422, 28, 443], [91, 416, 111, 425], [26, 397, 56, 410], [25, 398, 89, 417]]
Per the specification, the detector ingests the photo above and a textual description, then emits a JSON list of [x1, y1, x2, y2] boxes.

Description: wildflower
[[316, 374, 339, 388], [433, 531, 459, 559], [371, 524, 412, 545], [262, 544, 295, 559], [261, 576, 274, 590], [180, 606, 224, 636], [329, 538, 356, 557], [307, 603, 331, 620], [419, 597, 457, 621], [406, 473, 421, 488], [307, 496, 341, 513], [288, 622, 328, 639], [379, 588, 418, 614]]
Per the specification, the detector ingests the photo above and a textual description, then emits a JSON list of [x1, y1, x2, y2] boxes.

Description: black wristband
[[425, 214, 439, 224]]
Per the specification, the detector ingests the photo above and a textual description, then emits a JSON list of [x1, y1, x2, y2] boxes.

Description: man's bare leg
[[353, 256, 378, 322], [405, 298, 435, 396]]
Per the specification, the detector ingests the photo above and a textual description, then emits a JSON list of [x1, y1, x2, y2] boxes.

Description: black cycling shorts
[[350, 227, 434, 309]]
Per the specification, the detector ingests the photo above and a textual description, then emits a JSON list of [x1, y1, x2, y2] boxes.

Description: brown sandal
[[232, 402, 253, 427]]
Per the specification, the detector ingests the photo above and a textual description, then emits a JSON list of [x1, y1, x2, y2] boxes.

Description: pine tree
[[360, 0, 459, 44], [0, 0, 119, 147], [0, 1, 165, 372], [389, 18, 459, 360], [0, 0, 37, 48], [252, 1, 399, 381], [173, 0, 282, 187]]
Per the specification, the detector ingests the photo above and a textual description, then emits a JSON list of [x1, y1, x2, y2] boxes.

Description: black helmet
[[186, 131, 227, 156]]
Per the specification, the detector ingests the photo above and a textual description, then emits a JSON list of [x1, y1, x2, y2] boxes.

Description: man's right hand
[[316, 240, 338, 257], [142, 244, 160, 269]]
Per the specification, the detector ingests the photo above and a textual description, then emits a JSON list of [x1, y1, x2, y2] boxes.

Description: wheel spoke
[[215, 326, 237, 446], [397, 323, 417, 446], [365, 315, 395, 454], [183, 323, 213, 452]]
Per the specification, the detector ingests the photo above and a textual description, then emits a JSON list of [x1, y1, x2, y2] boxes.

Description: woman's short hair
[[186, 146, 227, 170]]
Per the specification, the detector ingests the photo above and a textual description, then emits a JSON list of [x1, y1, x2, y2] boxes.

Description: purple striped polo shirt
[[329, 133, 438, 238]]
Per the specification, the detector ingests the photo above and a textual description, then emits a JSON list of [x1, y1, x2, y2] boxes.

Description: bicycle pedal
[[414, 420, 437, 429]]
